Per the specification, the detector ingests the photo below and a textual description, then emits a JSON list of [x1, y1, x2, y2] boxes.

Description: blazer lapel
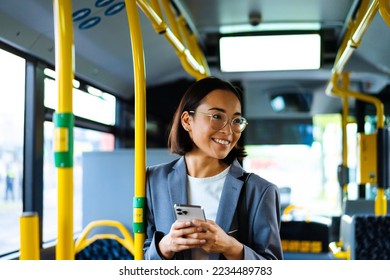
[[209, 163, 244, 260], [167, 157, 192, 260], [167, 156, 188, 206]]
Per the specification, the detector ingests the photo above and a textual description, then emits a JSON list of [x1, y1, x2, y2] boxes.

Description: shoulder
[[245, 172, 279, 195], [147, 158, 179, 175]]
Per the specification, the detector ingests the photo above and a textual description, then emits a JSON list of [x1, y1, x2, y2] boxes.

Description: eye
[[211, 113, 224, 120], [232, 117, 244, 124]]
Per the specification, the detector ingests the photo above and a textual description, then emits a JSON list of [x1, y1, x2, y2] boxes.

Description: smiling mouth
[[213, 138, 230, 145]]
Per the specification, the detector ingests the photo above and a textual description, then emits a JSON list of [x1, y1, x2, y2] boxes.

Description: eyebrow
[[207, 107, 242, 116]]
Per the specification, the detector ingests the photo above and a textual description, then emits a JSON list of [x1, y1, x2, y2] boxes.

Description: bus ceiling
[[0, 0, 389, 101]]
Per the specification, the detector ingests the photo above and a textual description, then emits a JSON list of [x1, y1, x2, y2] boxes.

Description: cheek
[[190, 125, 214, 144], [191, 121, 212, 135], [232, 134, 241, 145]]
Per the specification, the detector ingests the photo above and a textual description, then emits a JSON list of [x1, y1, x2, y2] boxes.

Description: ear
[[181, 111, 192, 132]]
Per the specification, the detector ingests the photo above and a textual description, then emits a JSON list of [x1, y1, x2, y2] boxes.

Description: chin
[[213, 151, 230, 160]]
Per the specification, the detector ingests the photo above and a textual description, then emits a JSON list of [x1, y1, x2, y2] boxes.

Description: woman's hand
[[158, 220, 206, 259], [190, 219, 244, 260]]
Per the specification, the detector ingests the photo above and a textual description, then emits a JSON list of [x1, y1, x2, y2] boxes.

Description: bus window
[[42, 75, 116, 244], [243, 114, 359, 217], [44, 77, 116, 125], [0, 48, 25, 256], [43, 123, 114, 243]]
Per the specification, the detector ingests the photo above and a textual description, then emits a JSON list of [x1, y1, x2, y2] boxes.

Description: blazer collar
[[209, 159, 245, 260], [167, 157, 191, 259], [168, 156, 188, 206]]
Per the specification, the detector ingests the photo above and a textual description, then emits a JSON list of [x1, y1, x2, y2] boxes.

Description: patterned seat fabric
[[75, 239, 134, 260]]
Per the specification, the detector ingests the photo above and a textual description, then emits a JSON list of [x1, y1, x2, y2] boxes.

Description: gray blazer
[[143, 156, 283, 260]]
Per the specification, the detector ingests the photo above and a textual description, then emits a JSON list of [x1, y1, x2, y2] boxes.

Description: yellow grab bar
[[327, 73, 386, 215], [329, 241, 350, 260], [124, 0, 147, 260], [379, 0, 390, 27], [53, 0, 75, 260], [333, 0, 377, 74], [20, 212, 40, 260], [136, 0, 209, 79], [123, 0, 211, 260]]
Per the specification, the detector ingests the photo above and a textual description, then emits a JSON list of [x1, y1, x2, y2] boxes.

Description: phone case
[[174, 204, 206, 222]]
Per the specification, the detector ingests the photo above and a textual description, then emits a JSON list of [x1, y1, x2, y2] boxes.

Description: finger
[[186, 232, 208, 243], [172, 225, 204, 239], [175, 236, 206, 248], [191, 219, 208, 228], [172, 220, 192, 230], [191, 219, 215, 233]]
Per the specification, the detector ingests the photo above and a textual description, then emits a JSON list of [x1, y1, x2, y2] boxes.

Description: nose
[[219, 120, 233, 134]]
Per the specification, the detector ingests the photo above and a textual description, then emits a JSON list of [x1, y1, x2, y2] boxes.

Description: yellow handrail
[[136, 0, 209, 79], [124, 0, 147, 260], [379, 0, 390, 27], [161, 0, 181, 39], [327, 73, 386, 214], [123, 0, 211, 260], [177, 14, 211, 77], [19, 212, 40, 260], [332, 0, 376, 74], [325, 0, 388, 216], [52, 0, 75, 260], [329, 241, 350, 260]]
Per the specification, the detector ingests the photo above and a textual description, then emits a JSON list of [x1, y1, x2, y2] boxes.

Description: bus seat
[[334, 214, 390, 260], [74, 220, 134, 260], [280, 205, 332, 255]]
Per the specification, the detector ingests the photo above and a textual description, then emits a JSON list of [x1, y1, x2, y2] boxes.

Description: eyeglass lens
[[210, 112, 247, 132]]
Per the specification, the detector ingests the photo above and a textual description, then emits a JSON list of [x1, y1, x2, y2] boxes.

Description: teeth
[[214, 138, 230, 145]]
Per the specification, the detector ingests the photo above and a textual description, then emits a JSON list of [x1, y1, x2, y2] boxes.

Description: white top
[[186, 166, 230, 259]]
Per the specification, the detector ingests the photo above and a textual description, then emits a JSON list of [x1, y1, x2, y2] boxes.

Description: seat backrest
[[353, 215, 390, 259], [74, 220, 134, 260]]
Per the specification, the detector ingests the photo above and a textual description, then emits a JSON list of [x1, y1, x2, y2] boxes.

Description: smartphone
[[174, 204, 206, 222]]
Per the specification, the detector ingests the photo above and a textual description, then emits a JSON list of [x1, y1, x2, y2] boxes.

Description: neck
[[184, 154, 229, 178]]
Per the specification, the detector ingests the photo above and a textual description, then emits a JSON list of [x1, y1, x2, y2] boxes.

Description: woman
[[143, 76, 283, 260]]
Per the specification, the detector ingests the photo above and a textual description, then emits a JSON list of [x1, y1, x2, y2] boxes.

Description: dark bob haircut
[[168, 76, 247, 164]]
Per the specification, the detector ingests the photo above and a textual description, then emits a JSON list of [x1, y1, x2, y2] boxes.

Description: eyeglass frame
[[188, 110, 248, 133]]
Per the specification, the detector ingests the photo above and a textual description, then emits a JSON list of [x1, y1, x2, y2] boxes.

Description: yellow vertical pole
[[340, 74, 350, 199], [375, 182, 387, 215], [20, 212, 40, 260], [376, 122, 387, 216], [53, 0, 75, 260], [124, 0, 146, 260]]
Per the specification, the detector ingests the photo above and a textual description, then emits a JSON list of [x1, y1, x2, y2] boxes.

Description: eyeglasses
[[189, 110, 248, 133]]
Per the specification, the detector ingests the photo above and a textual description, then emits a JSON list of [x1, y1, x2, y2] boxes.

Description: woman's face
[[182, 89, 242, 160]]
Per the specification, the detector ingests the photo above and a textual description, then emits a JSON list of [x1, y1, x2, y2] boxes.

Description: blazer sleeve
[[143, 167, 164, 260], [144, 231, 166, 260], [243, 178, 284, 260]]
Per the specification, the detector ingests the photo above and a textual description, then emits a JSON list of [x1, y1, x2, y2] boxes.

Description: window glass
[[0, 49, 25, 256], [43, 122, 114, 242], [243, 114, 349, 217], [44, 77, 116, 125]]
